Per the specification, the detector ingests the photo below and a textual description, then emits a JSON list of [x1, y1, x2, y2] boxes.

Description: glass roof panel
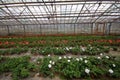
[[0, 0, 119, 25]]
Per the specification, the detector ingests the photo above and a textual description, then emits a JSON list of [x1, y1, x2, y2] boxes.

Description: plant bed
[[0, 56, 37, 80], [30, 45, 110, 56], [0, 36, 119, 48], [0, 47, 28, 55], [37, 55, 120, 79], [0, 45, 112, 56], [0, 55, 120, 80]]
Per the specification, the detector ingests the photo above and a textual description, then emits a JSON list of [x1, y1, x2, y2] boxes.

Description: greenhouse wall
[[0, 23, 120, 36], [110, 23, 120, 35]]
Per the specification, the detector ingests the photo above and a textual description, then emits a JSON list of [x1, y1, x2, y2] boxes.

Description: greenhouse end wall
[[0, 23, 120, 36]]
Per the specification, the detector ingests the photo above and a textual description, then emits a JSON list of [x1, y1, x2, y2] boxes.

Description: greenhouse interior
[[0, 0, 120, 80]]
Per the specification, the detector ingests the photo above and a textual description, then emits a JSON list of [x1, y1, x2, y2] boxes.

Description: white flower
[[76, 58, 79, 61], [48, 64, 52, 68], [80, 58, 83, 61], [106, 56, 109, 59], [49, 60, 52, 63], [100, 53, 103, 56], [52, 61, 55, 65], [90, 47, 92, 50], [84, 60, 88, 63], [56, 48, 59, 49], [68, 60, 70, 62], [68, 56, 71, 59], [69, 47, 73, 49], [97, 48, 100, 50], [109, 69, 114, 74], [66, 47, 69, 51], [48, 54, 50, 57], [85, 68, 90, 74], [59, 56, 62, 59], [64, 56, 67, 58], [97, 57, 101, 59], [112, 64, 116, 67], [81, 47, 85, 51], [88, 44, 91, 46]]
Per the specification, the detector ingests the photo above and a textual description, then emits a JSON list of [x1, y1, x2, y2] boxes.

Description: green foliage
[[30, 45, 110, 55], [0, 47, 28, 55], [69, 46, 82, 55], [53, 48, 65, 55], [27, 62, 37, 71], [0, 36, 119, 48], [39, 57, 54, 77], [0, 56, 34, 80], [12, 65, 30, 80], [37, 56, 120, 79], [20, 68, 30, 78], [0, 53, 120, 80]]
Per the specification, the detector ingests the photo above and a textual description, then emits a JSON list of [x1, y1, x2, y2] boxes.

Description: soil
[[0, 73, 61, 80]]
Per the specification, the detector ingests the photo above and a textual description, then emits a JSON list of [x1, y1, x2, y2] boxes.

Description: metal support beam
[[91, 23, 93, 34], [0, 0, 118, 6], [21, 0, 40, 24], [73, 2, 86, 24], [108, 22, 112, 35], [105, 22, 112, 35], [39, 25, 42, 34], [93, 3, 115, 23], [0, 0, 23, 25], [0, 15, 120, 20], [6, 25, 10, 35], [23, 25, 26, 36], [1, 12, 119, 18], [0, 2, 119, 8]]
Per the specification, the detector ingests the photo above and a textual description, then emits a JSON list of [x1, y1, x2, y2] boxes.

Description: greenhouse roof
[[0, 0, 120, 26]]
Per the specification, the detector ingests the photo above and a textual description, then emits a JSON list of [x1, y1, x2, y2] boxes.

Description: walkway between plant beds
[[0, 73, 61, 80], [0, 72, 120, 80]]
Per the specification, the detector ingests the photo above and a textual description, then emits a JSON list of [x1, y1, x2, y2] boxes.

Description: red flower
[[10, 42, 15, 45], [25, 41, 29, 45], [108, 40, 112, 43], [4, 41, 9, 45], [0, 42, 2, 45], [116, 39, 120, 43]]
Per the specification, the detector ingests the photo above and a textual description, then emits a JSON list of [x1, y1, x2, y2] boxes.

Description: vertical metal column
[[23, 25, 26, 36], [105, 22, 111, 35], [108, 23, 112, 35], [103, 23, 105, 35], [95, 23, 98, 35], [7, 25, 10, 35], [91, 23, 93, 34], [40, 25, 42, 34], [74, 24, 75, 34]]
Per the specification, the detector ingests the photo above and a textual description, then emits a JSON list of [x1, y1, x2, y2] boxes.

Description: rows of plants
[[0, 36, 120, 48], [0, 36, 117, 42], [0, 55, 120, 80], [0, 47, 28, 55], [0, 56, 36, 80], [0, 45, 111, 55], [38, 55, 120, 79], [31, 45, 110, 55]]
